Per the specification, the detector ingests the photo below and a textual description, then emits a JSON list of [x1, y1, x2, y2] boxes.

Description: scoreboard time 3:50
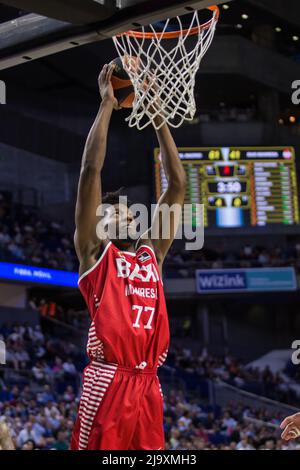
[[155, 147, 299, 228]]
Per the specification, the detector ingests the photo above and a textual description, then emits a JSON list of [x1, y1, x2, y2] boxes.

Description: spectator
[[62, 358, 77, 377], [52, 430, 68, 450], [17, 423, 37, 448], [21, 439, 36, 450], [236, 437, 255, 450]]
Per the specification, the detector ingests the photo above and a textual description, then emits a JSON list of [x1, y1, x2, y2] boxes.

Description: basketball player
[[280, 412, 300, 441], [70, 63, 186, 450]]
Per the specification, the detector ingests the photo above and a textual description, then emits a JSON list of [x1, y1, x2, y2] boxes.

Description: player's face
[[104, 203, 137, 245]]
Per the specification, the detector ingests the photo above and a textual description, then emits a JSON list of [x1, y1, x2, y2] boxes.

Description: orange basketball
[[110, 57, 138, 109]]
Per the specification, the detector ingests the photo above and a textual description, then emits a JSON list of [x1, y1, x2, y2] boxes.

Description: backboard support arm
[[0, 0, 230, 70]]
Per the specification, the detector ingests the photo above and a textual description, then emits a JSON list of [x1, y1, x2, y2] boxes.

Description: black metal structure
[[1, 0, 115, 24], [0, 0, 229, 70]]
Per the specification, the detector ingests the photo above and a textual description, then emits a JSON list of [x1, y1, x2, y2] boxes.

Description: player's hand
[[146, 72, 166, 125], [147, 72, 160, 113], [98, 64, 119, 110], [280, 412, 300, 441]]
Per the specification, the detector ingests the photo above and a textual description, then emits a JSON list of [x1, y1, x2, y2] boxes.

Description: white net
[[113, 7, 219, 130]]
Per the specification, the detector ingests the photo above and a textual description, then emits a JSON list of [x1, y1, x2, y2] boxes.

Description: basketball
[[110, 57, 137, 108]]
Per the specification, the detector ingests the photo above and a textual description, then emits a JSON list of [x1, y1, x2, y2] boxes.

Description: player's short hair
[[102, 188, 132, 207]]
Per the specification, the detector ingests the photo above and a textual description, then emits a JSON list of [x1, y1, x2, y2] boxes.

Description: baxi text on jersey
[[116, 258, 160, 282]]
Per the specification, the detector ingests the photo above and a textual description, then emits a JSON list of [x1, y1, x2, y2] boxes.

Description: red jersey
[[78, 241, 169, 370]]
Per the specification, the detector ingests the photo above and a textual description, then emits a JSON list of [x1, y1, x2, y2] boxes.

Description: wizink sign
[[0, 339, 6, 364], [196, 268, 297, 294], [0, 80, 6, 104]]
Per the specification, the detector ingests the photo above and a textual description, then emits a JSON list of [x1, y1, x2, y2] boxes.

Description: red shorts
[[70, 360, 165, 450]]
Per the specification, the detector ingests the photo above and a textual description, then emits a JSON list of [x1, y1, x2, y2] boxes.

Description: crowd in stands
[[0, 192, 77, 271], [28, 297, 89, 330], [165, 242, 300, 277], [1, 385, 298, 450], [1, 191, 300, 277], [166, 345, 300, 408], [0, 321, 299, 450], [197, 105, 257, 124], [0, 321, 83, 449], [163, 389, 298, 450], [0, 321, 83, 395]]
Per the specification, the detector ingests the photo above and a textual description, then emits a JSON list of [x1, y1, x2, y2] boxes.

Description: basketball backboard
[[0, 0, 231, 70]]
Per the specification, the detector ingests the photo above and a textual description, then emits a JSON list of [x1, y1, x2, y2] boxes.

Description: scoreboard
[[154, 147, 300, 228]]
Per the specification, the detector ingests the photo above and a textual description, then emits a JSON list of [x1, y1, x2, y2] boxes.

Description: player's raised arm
[[147, 114, 186, 265], [74, 64, 117, 274]]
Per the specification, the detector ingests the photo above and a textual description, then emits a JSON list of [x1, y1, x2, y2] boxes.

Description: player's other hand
[[280, 412, 300, 441], [98, 64, 120, 110]]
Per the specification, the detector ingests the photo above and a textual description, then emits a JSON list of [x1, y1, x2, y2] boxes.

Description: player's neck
[[112, 240, 136, 254]]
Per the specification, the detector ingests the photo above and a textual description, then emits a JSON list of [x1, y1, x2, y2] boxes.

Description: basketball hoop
[[113, 6, 219, 130]]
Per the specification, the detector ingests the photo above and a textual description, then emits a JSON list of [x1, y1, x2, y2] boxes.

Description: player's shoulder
[[135, 239, 162, 265], [78, 240, 112, 282]]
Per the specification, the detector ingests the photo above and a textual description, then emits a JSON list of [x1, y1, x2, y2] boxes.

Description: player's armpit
[[148, 121, 186, 263], [146, 182, 186, 264]]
